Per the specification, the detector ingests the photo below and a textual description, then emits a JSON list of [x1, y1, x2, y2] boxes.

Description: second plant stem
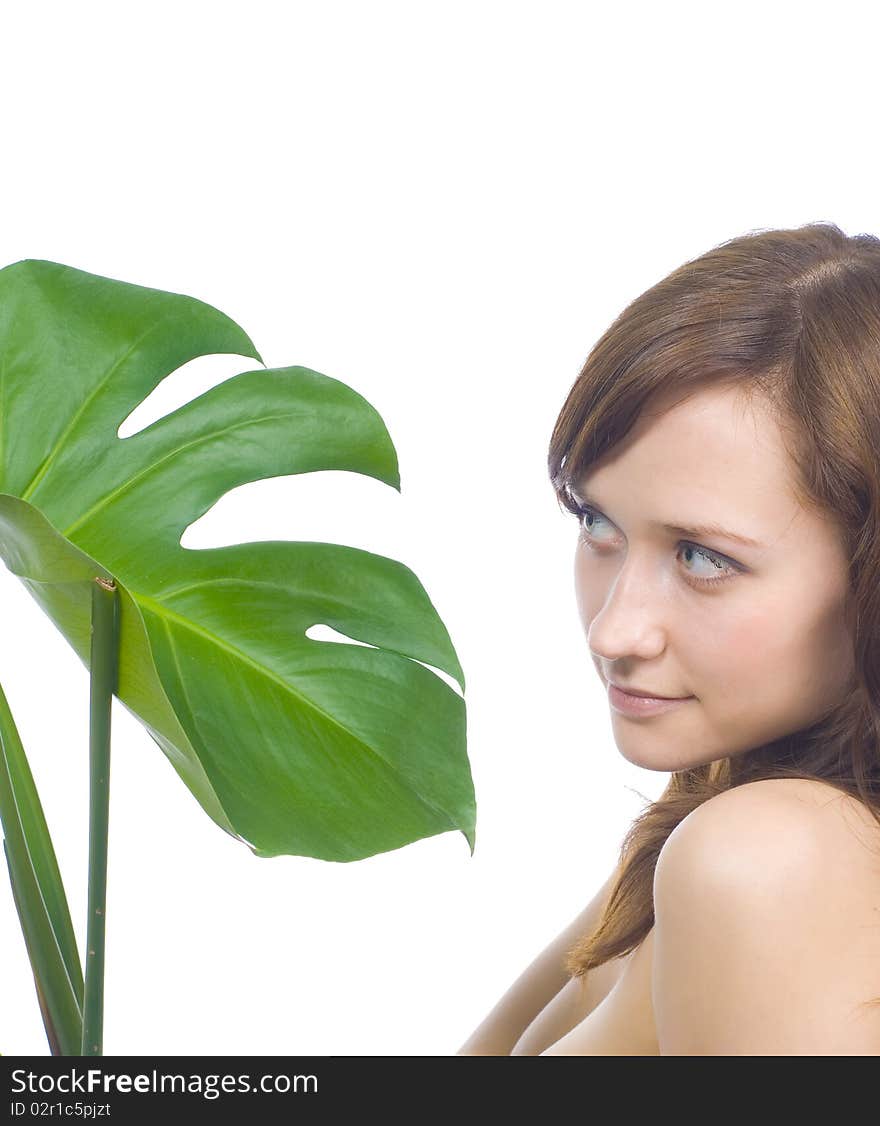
[[81, 575, 120, 1056]]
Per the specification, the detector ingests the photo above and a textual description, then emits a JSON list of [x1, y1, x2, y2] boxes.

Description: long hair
[[548, 221, 880, 981]]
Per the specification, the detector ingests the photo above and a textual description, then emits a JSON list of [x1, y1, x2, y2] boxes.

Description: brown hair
[[548, 221, 880, 983]]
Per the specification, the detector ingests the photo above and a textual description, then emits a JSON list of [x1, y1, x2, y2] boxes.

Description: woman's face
[[572, 382, 855, 772]]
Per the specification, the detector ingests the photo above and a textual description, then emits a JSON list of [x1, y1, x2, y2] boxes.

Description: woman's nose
[[585, 555, 668, 662]]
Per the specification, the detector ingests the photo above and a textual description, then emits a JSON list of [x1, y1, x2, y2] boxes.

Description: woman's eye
[[576, 505, 739, 588], [579, 507, 613, 539], [678, 544, 739, 586]]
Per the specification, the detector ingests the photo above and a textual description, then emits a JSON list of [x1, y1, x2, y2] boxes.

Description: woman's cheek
[[699, 604, 780, 701]]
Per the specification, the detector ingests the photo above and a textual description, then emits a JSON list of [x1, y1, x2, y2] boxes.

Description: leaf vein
[[60, 409, 302, 541], [137, 591, 445, 817], [20, 320, 164, 502]]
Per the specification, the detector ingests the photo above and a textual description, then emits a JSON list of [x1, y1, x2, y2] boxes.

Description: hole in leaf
[[117, 353, 263, 439], [306, 622, 463, 697]]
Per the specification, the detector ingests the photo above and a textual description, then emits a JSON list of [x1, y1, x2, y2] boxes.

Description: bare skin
[[456, 865, 627, 1056], [571, 381, 855, 772], [459, 380, 879, 1055], [538, 776, 880, 1055]]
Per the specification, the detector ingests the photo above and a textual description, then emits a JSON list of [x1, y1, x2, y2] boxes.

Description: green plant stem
[[81, 576, 119, 1056]]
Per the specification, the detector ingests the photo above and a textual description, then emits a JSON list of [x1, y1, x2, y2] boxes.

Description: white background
[[0, 1, 875, 1055]]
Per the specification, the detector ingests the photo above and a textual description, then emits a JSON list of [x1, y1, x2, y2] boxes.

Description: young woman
[[457, 222, 880, 1056]]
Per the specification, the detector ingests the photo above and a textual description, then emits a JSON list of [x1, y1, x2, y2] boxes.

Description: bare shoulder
[[657, 776, 880, 883], [652, 777, 880, 1055]]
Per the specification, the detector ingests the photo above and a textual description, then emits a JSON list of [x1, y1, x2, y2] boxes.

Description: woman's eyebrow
[[568, 487, 766, 550]]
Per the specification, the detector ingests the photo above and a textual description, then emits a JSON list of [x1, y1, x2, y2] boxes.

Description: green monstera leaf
[[0, 259, 474, 862]]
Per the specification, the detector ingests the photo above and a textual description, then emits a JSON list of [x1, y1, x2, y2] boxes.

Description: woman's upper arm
[[456, 863, 621, 1056], [652, 780, 880, 1055]]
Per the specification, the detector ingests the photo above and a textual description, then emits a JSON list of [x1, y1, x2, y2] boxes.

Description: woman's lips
[[607, 682, 694, 717]]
